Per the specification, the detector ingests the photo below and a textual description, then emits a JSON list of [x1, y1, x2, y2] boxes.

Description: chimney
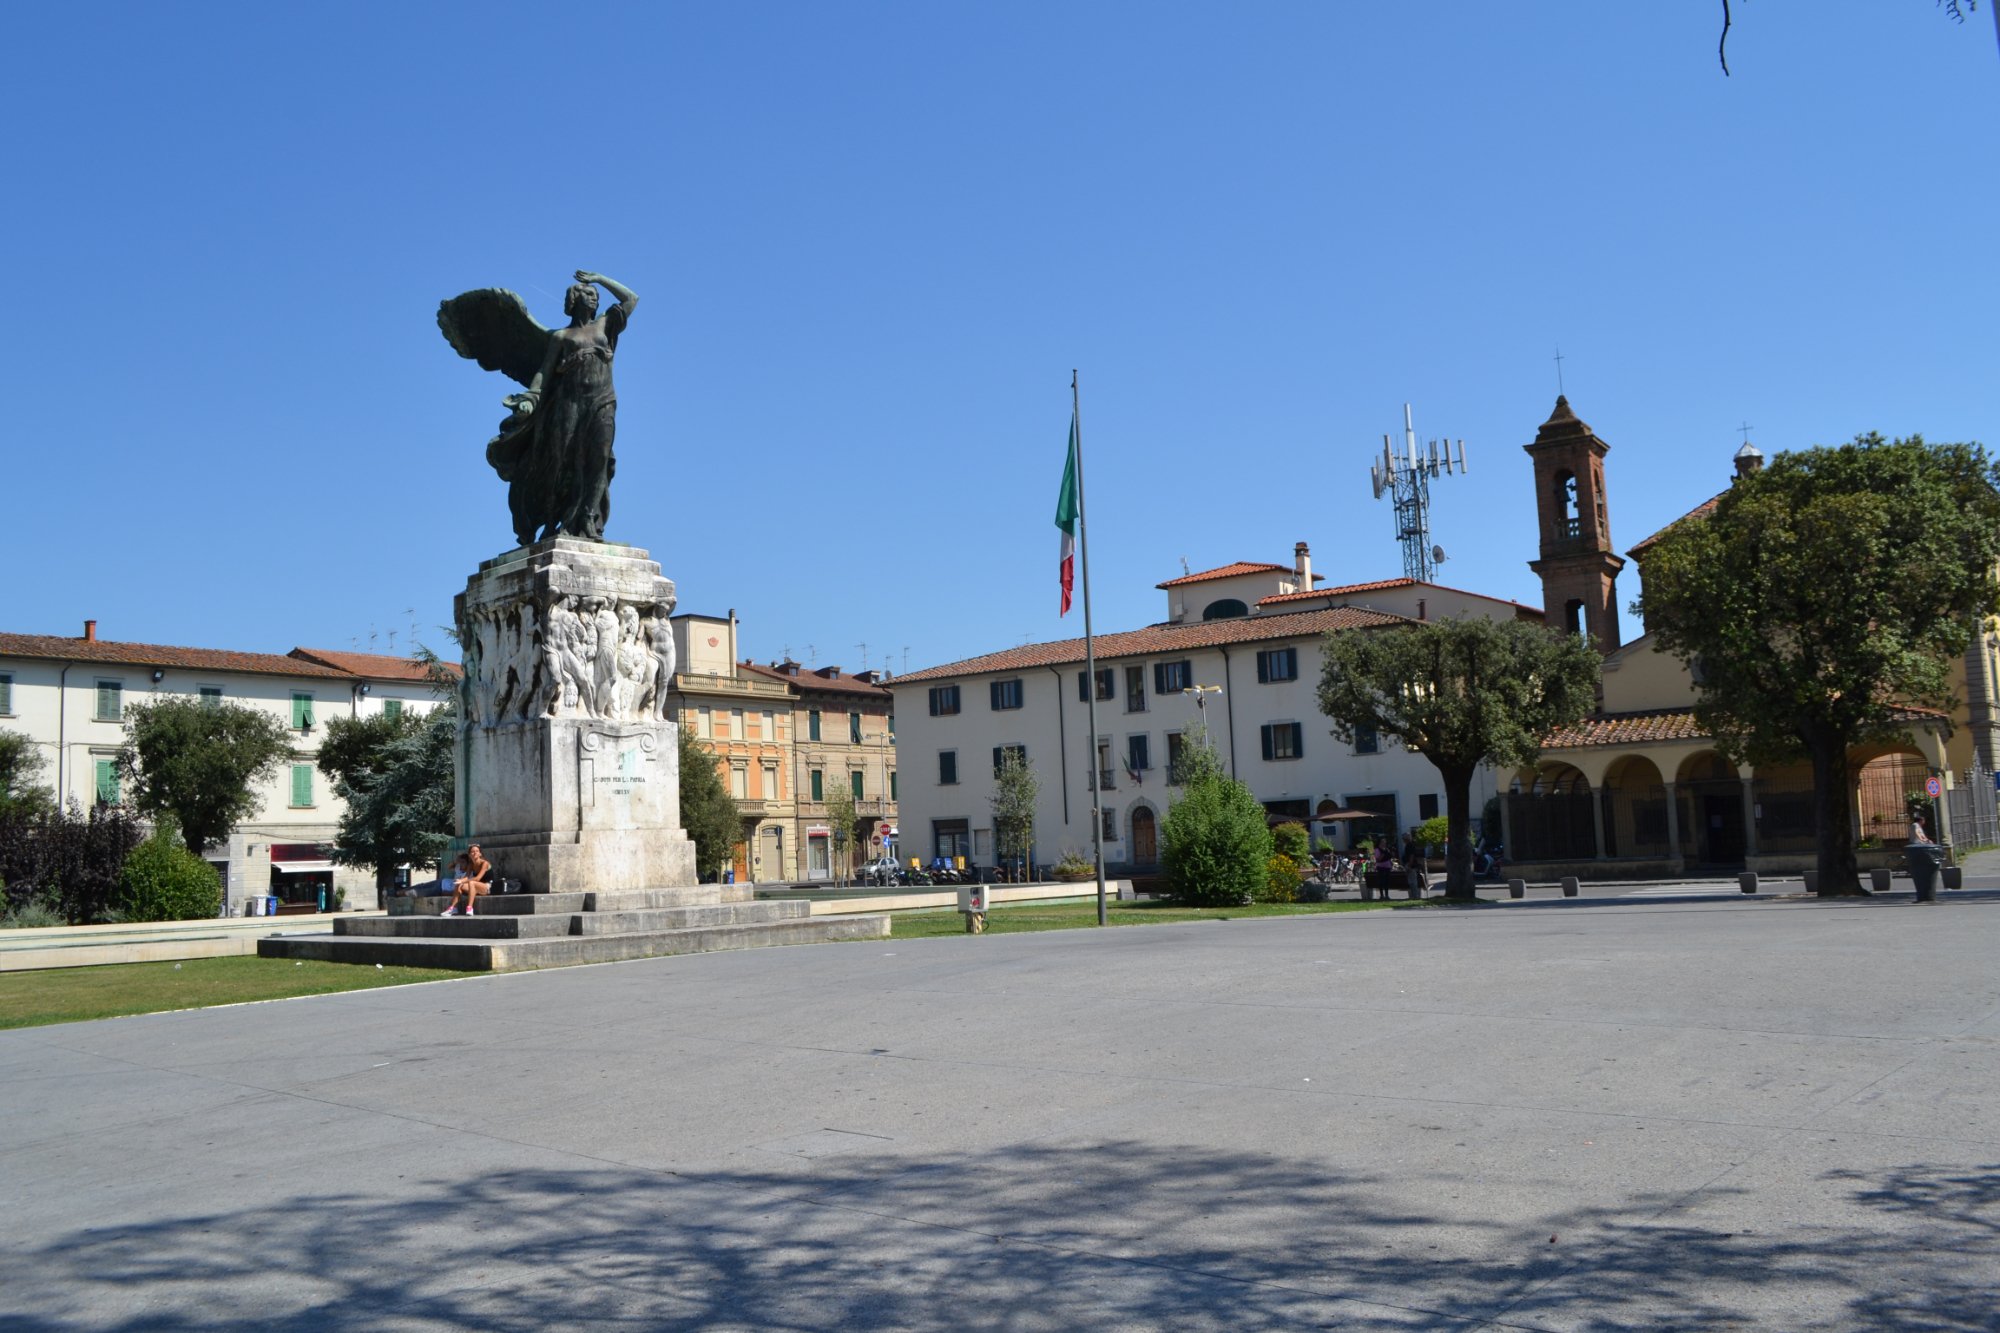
[[1294, 541, 1311, 583], [83, 619, 97, 642]]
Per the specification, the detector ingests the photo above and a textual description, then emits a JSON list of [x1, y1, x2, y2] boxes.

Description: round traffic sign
[[1925, 776, 1943, 798]]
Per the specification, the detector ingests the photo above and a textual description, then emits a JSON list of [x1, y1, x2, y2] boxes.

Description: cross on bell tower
[[1524, 395, 1624, 655]]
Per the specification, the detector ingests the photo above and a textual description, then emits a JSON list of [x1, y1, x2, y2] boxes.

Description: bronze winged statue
[[437, 270, 639, 547]]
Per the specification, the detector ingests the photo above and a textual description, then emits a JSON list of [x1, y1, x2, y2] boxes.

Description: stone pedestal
[[455, 537, 696, 894]]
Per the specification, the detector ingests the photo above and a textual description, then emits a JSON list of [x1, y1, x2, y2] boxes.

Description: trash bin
[[1905, 842, 1944, 902]]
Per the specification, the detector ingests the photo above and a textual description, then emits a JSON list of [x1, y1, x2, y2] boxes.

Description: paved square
[[3, 897, 1996, 1330]]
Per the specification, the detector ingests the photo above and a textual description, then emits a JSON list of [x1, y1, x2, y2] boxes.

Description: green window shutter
[[809, 710, 821, 741], [810, 769, 823, 801], [94, 760, 119, 804], [292, 764, 313, 807], [292, 693, 311, 728], [96, 681, 121, 721], [851, 770, 864, 799], [850, 711, 862, 743], [0, 674, 12, 713], [890, 771, 898, 799], [384, 699, 402, 720]]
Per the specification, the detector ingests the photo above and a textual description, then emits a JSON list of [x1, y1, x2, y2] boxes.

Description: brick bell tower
[[1524, 395, 1624, 655]]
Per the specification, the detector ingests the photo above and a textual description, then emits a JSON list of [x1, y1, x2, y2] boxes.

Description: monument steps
[[261, 885, 885, 972], [337, 900, 809, 941]]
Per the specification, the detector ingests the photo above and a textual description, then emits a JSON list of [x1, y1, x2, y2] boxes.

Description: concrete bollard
[[1508, 878, 1526, 899], [1802, 869, 1818, 894], [1943, 865, 1963, 891], [1869, 868, 1893, 893], [1560, 876, 1580, 897], [1738, 871, 1758, 894]]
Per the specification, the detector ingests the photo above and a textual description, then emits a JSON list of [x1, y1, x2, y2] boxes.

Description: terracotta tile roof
[[289, 647, 458, 682], [0, 632, 354, 680], [739, 661, 893, 698], [1628, 494, 1722, 559], [1543, 709, 1709, 748], [896, 605, 1408, 683], [1257, 578, 1544, 618], [1544, 703, 1950, 750], [1156, 561, 1294, 589]]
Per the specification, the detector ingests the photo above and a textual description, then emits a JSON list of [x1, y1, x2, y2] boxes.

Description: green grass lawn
[[0, 956, 465, 1030], [887, 896, 1425, 939]]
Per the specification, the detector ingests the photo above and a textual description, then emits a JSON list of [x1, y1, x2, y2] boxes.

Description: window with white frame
[[96, 680, 124, 722], [1125, 664, 1147, 712]]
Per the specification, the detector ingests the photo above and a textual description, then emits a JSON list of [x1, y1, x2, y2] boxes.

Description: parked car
[[860, 855, 904, 887]]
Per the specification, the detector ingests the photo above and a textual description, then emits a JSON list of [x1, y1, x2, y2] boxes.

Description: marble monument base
[[455, 537, 697, 896]]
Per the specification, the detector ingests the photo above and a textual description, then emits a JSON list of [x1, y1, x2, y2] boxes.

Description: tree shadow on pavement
[[2, 1141, 1994, 1331]]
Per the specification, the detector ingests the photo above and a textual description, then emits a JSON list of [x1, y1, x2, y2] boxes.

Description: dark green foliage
[[677, 727, 739, 882], [1161, 733, 1273, 907], [321, 707, 454, 890], [0, 729, 54, 819], [1637, 434, 2000, 894], [1271, 821, 1310, 863], [0, 801, 145, 924], [117, 697, 295, 853], [119, 827, 222, 922], [1319, 618, 1599, 900], [1414, 815, 1451, 851]]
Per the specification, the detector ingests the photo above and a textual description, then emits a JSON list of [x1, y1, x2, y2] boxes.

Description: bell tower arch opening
[[1524, 396, 1625, 656]]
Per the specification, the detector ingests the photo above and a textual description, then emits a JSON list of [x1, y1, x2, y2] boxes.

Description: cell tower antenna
[[1366, 401, 1467, 583]]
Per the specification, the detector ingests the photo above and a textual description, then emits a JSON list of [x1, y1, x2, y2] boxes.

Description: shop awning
[[272, 860, 336, 874]]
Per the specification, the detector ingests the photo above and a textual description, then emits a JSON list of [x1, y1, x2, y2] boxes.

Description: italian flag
[[1054, 413, 1080, 615]]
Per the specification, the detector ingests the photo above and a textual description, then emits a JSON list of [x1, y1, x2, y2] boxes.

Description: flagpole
[[1074, 370, 1108, 925]]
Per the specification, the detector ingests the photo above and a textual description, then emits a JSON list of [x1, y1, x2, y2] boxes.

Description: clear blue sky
[[3, 3, 1993, 672]]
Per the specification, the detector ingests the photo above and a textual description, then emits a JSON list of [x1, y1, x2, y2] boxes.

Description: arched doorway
[[1600, 755, 1668, 859], [1129, 806, 1159, 870], [1676, 751, 1746, 866]]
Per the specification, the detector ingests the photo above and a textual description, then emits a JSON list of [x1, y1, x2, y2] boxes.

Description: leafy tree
[[677, 727, 739, 882], [991, 750, 1040, 875], [115, 697, 295, 854], [0, 728, 54, 819], [1636, 434, 2000, 895], [321, 706, 455, 898], [119, 823, 222, 921], [1318, 618, 1599, 900], [824, 779, 858, 884], [1271, 821, 1310, 863], [1160, 730, 1271, 906]]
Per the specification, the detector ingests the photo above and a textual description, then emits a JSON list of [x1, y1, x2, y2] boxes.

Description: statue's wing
[[437, 288, 552, 387]]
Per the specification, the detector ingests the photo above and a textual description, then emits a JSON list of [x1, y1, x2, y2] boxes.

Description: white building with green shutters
[[0, 623, 445, 912]]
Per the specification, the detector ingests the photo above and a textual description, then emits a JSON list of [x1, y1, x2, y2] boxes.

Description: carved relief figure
[[590, 599, 621, 716], [643, 611, 676, 720]]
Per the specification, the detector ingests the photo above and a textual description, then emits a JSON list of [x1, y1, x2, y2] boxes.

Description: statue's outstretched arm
[[576, 270, 639, 322]]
